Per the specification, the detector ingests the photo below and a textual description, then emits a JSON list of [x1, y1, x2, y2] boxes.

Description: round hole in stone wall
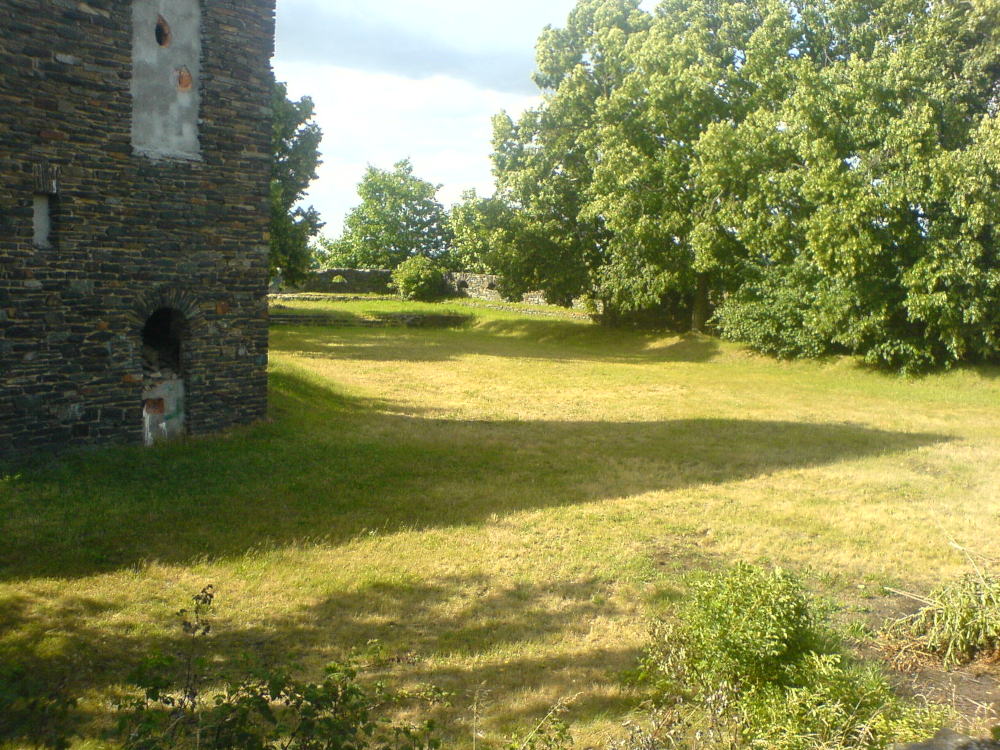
[[155, 15, 172, 47], [176, 66, 193, 91]]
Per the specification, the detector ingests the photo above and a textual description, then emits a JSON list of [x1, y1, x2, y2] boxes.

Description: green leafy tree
[[323, 160, 453, 270], [488, 0, 651, 307], [447, 189, 507, 274], [270, 80, 323, 283], [447, 189, 546, 301], [586, 0, 809, 330], [700, 0, 1000, 370]]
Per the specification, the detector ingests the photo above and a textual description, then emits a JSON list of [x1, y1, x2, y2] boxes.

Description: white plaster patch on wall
[[131, 0, 202, 160], [142, 377, 186, 445]]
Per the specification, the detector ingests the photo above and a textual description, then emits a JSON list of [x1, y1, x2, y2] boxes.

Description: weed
[[884, 570, 1000, 667], [506, 696, 575, 750], [116, 587, 445, 750], [634, 564, 949, 749], [638, 563, 824, 699], [0, 660, 78, 749]]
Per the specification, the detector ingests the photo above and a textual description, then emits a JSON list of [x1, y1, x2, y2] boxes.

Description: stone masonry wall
[[289, 268, 550, 306], [291, 268, 393, 294], [0, 0, 276, 457]]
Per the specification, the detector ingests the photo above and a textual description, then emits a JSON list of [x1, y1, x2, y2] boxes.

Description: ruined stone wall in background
[[288, 269, 550, 306], [0, 0, 276, 457], [291, 268, 394, 294]]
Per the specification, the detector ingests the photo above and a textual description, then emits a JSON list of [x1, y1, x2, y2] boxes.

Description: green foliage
[[390, 256, 448, 302], [490, 0, 1000, 367], [713, 257, 841, 360], [447, 189, 512, 275], [324, 160, 453, 270], [636, 564, 948, 749], [888, 570, 1000, 667], [270, 80, 323, 284], [691, 0, 1000, 371], [487, 1, 650, 309], [640, 564, 820, 698], [117, 587, 444, 750], [505, 698, 573, 750], [0, 660, 78, 750]]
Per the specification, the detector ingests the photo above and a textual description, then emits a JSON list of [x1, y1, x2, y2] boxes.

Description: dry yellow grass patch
[[2, 300, 999, 747]]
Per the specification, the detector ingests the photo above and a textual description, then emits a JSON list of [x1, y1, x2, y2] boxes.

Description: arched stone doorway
[[141, 307, 187, 445]]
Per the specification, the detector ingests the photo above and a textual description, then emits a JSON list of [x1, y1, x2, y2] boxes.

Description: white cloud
[[273, 60, 538, 236], [273, 0, 662, 238]]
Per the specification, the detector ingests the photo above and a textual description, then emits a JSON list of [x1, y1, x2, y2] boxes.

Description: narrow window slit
[[33, 194, 53, 248]]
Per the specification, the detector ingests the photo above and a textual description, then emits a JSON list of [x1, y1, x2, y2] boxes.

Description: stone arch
[[129, 288, 203, 445], [129, 287, 205, 334]]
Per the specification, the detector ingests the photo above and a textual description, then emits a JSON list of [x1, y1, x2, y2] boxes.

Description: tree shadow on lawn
[[0, 368, 949, 583], [0, 575, 638, 746], [275, 319, 722, 365]]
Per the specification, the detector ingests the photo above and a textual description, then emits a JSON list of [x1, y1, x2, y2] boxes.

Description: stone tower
[[0, 0, 276, 455]]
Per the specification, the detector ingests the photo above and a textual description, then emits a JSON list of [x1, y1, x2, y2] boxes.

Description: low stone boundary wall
[[286, 268, 551, 305], [285, 269, 607, 313], [444, 272, 548, 306], [289, 269, 393, 294]]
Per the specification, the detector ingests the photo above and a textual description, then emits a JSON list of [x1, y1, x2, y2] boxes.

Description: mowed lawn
[[3, 296, 1000, 747]]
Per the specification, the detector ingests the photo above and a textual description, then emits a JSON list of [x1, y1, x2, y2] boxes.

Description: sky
[[272, 0, 595, 238]]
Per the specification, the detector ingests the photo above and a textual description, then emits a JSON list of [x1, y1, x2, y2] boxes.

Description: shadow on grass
[[269, 309, 475, 329], [273, 320, 722, 364], [0, 363, 953, 746], [1, 368, 949, 583], [0, 575, 638, 746]]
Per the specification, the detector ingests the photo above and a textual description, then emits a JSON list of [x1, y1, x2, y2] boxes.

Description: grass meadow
[[2, 295, 1000, 747]]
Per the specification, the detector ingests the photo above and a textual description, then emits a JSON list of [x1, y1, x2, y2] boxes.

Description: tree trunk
[[691, 273, 710, 333]]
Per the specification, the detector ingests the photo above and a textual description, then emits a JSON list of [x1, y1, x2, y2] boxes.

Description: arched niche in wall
[[130, 288, 204, 446]]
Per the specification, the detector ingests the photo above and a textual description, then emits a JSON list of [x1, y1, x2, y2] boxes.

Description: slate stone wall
[[444, 272, 550, 306], [290, 268, 394, 294], [290, 268, 550, 305], [0, 0, 276, 457]]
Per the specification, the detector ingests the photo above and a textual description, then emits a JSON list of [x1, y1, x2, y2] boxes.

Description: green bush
[[640, 563, 821, 698], [636, 564, 948, 750], [116, 587, 444, 750], [887, 571, 1000, 666], [390, 256, 447, 301], [713, 259, 839, 361]]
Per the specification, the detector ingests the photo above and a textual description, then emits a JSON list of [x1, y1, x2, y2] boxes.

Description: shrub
[[635, 563, 948, 750], [116, 586, 444, 750], [886, 570, 1000, 667], [713, 259, 837, 360], [639, 563, 821, 699], [390, 256, 447, 301]]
